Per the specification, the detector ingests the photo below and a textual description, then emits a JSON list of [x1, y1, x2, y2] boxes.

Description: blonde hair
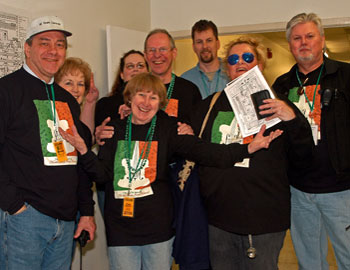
[[224, 36, 266, 70]]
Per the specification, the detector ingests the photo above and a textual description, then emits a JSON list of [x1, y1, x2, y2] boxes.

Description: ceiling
[[261, 27, 350, 62]]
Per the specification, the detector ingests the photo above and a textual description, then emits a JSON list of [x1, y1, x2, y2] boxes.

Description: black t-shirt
[[164, 76, 201, 122], [0, 68, 92, 219]]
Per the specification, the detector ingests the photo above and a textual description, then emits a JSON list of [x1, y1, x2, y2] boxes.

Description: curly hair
[[224, 36, 266, 70]]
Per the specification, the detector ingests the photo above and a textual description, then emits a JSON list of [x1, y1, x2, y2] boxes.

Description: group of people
[[0, 11, 349, 270]]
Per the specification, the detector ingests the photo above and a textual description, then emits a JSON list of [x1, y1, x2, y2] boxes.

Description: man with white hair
[[273, 12, 350, 270], [0, 16, 95, 269]]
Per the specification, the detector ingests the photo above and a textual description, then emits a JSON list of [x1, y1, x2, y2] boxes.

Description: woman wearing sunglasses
[[189, 36, 314, 270]]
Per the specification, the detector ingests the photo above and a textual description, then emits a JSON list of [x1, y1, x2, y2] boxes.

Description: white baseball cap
[[26, 16, 72, 40]]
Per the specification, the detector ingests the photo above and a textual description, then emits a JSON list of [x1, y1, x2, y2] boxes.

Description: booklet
[[224, 65, 281, 137]]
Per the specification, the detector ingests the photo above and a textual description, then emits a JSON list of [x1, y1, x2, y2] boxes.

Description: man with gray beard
[[273, 12, 350, 270]]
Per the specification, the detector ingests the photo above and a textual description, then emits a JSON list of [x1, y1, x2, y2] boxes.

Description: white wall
[[151, 0, 350, 33]]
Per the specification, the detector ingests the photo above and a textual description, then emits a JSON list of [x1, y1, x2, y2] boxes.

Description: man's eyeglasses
[[228, 52, 255, 65], [145, 47, 171, 55], [125, 62, 146, 70]]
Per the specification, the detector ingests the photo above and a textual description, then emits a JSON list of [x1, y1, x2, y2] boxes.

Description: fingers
[[260, 99, 295, 121], [101, 117, 111, 126], [74, 216, 96, 241], [58, 127, 69, 141], [257, 124, 267, 137], [14, 204, 27, 215], [71, 124, 79, 136], [118, 105, 131, 119], [265, 129, 283, 147], [98, 130, 114, 140], [270, 129, 283, 140], [95, 117, 114, 145], [74, 227, 83, 239], [248, 125, 282, 154], [59, 125, 77, 141], [90, 72, 95, 87], [177, 122, 194, 135]]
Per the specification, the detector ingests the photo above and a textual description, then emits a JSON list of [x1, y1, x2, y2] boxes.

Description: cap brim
[[27, 29, 72, 40]]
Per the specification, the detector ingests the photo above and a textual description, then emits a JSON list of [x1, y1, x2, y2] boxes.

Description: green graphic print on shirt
[[33, 100, 77, 166], [113, 140, 158, 199], [287, 84, 322, 137], [212, 111, 237, 144], [212, 111, 252, 167]]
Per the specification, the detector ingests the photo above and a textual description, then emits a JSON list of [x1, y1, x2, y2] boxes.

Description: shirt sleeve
[[0, 81, 24, 214]]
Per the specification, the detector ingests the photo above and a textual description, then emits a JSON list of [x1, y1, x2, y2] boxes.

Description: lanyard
[[125, 114, 157, 183], [200, 69, 220, 97], [164, 73, 175, 110], [44, 83, 61, 140], [45, 84, 57, 125], [295, 63, 324, 112]]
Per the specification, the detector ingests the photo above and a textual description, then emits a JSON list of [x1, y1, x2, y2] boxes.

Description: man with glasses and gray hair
[[273, 12, 350, 270], [144, 29, 201, 121]]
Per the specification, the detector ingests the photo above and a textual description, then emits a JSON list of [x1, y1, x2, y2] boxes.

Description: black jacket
[[273, 57, 350, 187]]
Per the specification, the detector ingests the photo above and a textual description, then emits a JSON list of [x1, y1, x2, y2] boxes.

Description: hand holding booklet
[[224, 65, 281, 137]]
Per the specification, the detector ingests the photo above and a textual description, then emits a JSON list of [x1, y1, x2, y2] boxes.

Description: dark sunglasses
[[228, 52, 254, 65]]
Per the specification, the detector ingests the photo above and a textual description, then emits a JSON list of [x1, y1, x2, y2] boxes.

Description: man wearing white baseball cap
[[0, 16, 95, 270], [25, 15, 72, 40]]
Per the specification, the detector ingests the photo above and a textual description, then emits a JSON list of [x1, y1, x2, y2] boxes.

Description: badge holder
[[53, 129, 68, 162], [122, 197, 135, 218]]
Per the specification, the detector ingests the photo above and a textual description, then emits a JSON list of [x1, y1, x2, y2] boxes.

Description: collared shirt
[[181, 58, 230, 99], [23, 62, 54, 84]]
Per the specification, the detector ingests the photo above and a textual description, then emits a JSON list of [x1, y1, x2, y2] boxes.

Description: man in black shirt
[[0, 16, 95, 270], [273, 12, 350, 270], [143, 28, 201, 121]]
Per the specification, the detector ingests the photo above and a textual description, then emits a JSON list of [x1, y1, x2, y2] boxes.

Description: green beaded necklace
[[124, 114, 157, 184], [163, 73, 176, 110]]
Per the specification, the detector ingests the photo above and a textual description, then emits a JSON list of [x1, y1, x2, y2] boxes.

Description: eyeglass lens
[[146, 47, 169, 55]]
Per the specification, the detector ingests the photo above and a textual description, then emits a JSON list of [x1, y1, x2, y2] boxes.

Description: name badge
[[311, 124, 318, 145], [122, 197, 135, 218], [53, 140, 68, 162]]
